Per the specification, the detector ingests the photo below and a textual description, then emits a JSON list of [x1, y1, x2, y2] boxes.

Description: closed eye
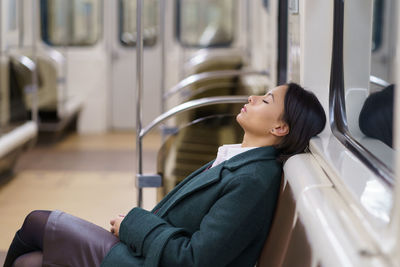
[[263, 100, 269, 104]]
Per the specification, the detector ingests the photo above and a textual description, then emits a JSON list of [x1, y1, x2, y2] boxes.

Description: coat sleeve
[[119, 173, 279, 267]]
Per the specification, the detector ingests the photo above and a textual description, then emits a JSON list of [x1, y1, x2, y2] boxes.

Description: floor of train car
[[0, 132, 160, 265]]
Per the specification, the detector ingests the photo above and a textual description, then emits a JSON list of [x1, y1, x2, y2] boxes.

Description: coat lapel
[[155, 146, 279, 217], [152, 161, 213, 213], [157, 162, 225, 217]]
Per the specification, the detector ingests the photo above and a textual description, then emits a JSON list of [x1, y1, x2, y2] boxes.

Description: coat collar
[[156, 146, 278, 217], [223, 145, 278, 170]]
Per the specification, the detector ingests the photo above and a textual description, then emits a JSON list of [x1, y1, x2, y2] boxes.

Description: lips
[[242, 105, 247, 112]]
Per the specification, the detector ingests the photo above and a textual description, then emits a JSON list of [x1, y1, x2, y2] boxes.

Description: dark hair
[[277, 83, 326, 161]]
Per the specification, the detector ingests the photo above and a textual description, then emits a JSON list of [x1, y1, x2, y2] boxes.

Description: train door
[[171, 0, 245, 81], [108, 0, 161, 129], [39, 0, 106, 133]]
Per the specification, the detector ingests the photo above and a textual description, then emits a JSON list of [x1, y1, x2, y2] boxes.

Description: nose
[[248, 96, 253, 103]]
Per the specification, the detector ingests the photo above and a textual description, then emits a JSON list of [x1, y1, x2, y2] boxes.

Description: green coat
[[101, 146, 281, 267]]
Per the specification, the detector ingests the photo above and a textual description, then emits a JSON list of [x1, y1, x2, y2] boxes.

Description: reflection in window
[[40, 0, 101, 46], [372, 0, 384, 52], [331, 0, 396, 186], [177, 0, 236, 48], [342, 0, 397, 177], [119, 0, 158, 47], [7, 0, 17, 31], [263, 0, 269, 11]]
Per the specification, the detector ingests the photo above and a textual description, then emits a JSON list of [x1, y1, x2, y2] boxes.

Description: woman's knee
[[21, 210, 51, 229], [12, 251, 43, 267]]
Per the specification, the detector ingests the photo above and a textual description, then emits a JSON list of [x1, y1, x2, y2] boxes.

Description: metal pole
[[246, 0, 252, 62], [136, 0, 144, 207], [160, 0, 166, 112], [0, 0, 2, 57], [31, 0, 38, 123], [0, 0, 2, 130], [18, 0, 24, 48]]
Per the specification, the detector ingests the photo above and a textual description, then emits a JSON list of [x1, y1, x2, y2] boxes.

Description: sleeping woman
[[4, 83, 326, 267]]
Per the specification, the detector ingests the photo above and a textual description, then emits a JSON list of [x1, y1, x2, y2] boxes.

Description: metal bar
[[18, 0, 24, 48], [163, 69, 269, 99], [160, 0, 166, 112], [139, 96, 248, 138], [246, 0, 252, 61], [277, 0, 288, 84], [0, 0, 2, 58], [12, 55, 36, 72], [31, 0, 38, 123], [179, 81, 238, 100], [370, 75, 391, 88], [136, 0, 144, 207]]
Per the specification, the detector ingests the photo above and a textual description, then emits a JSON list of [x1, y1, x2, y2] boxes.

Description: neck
[[241, 132, 281, 148]]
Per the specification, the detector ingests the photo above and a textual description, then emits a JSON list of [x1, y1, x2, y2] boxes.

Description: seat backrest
[[257, 175, 296, 267]]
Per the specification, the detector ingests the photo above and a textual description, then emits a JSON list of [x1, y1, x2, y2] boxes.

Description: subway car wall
[[0, 0, 400, 266]]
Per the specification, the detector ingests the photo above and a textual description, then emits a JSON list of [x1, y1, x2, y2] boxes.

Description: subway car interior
[[1, 0, 400, 266]]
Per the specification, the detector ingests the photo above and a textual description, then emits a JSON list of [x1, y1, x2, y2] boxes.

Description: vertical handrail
[[277, 0, 288, 85], [246, 0, 252, 62], [160, 0, 166, 113], [0, 0, 2, 58], [136, 0, 144, 207], [18, 0, 24, 48], [31, 0, 38, 123]]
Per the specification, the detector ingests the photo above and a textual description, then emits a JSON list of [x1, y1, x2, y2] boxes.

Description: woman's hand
[[110, 214, 125, 237]]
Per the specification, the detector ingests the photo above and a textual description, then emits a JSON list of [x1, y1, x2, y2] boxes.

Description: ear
[[270, 123, 289, 137]]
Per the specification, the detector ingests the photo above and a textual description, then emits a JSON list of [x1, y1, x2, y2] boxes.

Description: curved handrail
[[329, 0, 394, 186], [370, 75, 390, 88], [179, 81, 237, 99], [163, 70, 269, 99], [11, 55, 37, 72], [185, 49, 245, 70], [139, 95, 248, 139]]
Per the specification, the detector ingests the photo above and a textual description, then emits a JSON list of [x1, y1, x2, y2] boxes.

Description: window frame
[[118, 0, 159, 47], [372, 0, 384, 52], [329, 0, 394, 186], [175, 0, 236, 48], [40, 0, 103, 47]]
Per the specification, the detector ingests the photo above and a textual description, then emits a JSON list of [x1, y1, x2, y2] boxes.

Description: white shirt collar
[[211, 144, 257, 168]]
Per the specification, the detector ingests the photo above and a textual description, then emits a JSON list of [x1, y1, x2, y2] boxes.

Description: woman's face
[[236, 85, 288, 139]]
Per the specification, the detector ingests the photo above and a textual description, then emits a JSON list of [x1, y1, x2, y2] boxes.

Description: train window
[[40, 0, 101, 46], [371, 0, 384, 52], [177, 0, 236, 48], [119, 0, 158, 47], [344, 0, 396, 176], [330, 0, 396, 223], [7, 0, 17, 31], [263, 0, 269, 11]]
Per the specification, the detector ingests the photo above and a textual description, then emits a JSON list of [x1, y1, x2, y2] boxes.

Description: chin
[[236, 114, 245, 129]]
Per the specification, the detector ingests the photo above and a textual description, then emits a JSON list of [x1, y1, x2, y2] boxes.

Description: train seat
[[256, 168, 312, 267], [8, 49, 82, 135], [257, 152, 332, 267], [0, 55, 37, 178], [9, 55, 57, 111], [184, 49, 245, 75], [256, 175, 296, 267]]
